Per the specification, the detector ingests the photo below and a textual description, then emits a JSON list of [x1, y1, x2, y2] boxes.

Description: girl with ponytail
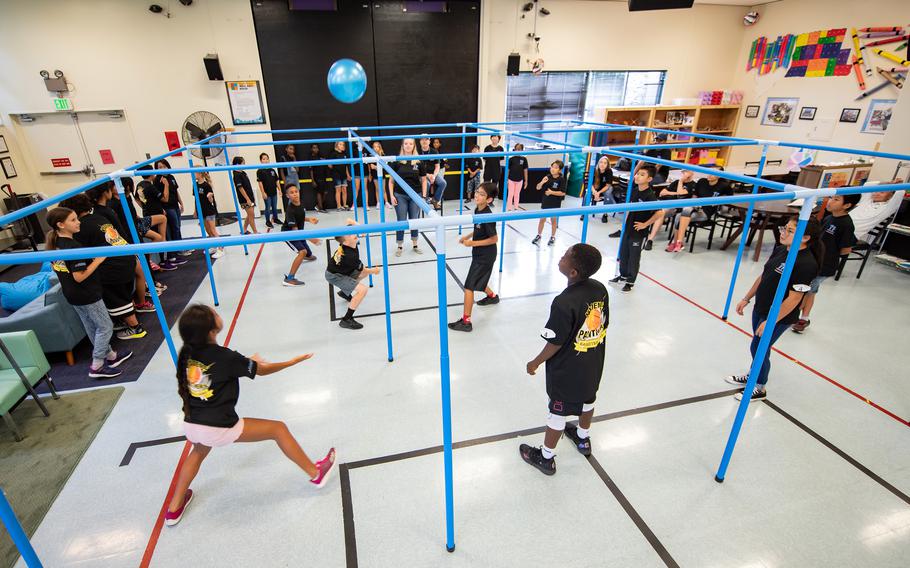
[[724, 217, 821, 401], [165, 304, 336, 527], [45, 207, 133, 379]]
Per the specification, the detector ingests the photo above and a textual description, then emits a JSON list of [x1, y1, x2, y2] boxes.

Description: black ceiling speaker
[[507, 53, 520, 76], [203, 54, 224, 81], [628, 0, 694, 11]]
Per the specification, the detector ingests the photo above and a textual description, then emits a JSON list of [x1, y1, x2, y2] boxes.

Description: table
[[720, 200, 806, 261]]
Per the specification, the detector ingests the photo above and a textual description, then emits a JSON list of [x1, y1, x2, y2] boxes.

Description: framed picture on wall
[[839, 108, 860, 123], [761, 97, 798, 127], [744, 105, 760, 118], [0, 135, 7, 154], [799, 107, 817, 121], [225, 80, 267, 125], [1, 156, 17, 179], [861, 99, 896, 134], [820, 167, 853, 188]]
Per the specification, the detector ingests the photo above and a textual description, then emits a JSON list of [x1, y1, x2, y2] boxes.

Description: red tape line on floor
[[140, 240, 267, 567]]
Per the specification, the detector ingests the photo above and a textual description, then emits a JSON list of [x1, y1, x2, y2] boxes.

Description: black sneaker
[[644, 239, 653, 251], [622, 283, 633, 292], [735, 388, 767, 401], [608, 276, 625, 284], [609, 230, 622, 238], [477, 295, 500, 306], [725, 374, 749, 387], [563, 424, 592, 456], [88, 364, 122, 379], [107, 350, 133, 368], [601, 214, 608, 223], [547, 237, 556, 246], [339, 317, 363, 330], [266, 221, 274, 229], [337, 290, 353, 302], [531, 235, 541, 246], [448, 319, 473, 332], [519, 444, 556, 476]]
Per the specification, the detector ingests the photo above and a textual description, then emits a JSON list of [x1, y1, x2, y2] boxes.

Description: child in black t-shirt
[[231, 156, 258, 235], [164, 304, 336, 526], [325, 219, 382, 330], [448, 183, 500, 332], [329, 141, 352, 211], [257, 152, 281, 228], [45, 207, 133, 379], [281, 185, 321, 287], [506, 144, 528, 211], [587, 156, 614, 223], [610, 165, 659, 292], [792, 194, 860, 332], [726, 218, 822, 401], [465, 144, 483, 202], [482, 135, 504, 185], [521, 243, 608, 475], [532, 160, 567, 247]]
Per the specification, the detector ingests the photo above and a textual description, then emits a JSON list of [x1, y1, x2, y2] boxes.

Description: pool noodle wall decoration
[[3, 120, 910, 563]]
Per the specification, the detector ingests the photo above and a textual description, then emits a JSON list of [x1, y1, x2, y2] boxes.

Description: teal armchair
[[0, 330, 59, 441]]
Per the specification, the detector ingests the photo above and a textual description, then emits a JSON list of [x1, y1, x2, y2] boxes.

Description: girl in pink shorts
[[165, 304, 336, 526]]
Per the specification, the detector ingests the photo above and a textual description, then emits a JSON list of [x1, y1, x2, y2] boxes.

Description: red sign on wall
[[164, 131, 183, 156], [51, 158, 72, 168], [99, 149, 115, 165]]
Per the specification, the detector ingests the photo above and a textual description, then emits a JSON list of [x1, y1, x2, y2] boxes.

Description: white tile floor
[[12, 197, 910, 567]]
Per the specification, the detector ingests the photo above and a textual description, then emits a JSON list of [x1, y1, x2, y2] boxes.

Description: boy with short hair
[[521, 243, 608, 475], [448, 183, 500, 332], [326, 219, 382, 330], [610, 165, 659, 292], [281, 185, 321, 287], [792, 193, 860, 332]]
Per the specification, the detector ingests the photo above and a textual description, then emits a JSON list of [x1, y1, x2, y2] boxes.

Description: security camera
[[149, 4, 163, 13], [539, 7, 550, 16]]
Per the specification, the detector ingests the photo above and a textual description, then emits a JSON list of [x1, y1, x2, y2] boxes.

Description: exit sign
[[53, 97, 72, 111]]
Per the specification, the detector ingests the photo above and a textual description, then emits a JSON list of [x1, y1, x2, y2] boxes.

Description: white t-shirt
[[850, 188, 905, 240]]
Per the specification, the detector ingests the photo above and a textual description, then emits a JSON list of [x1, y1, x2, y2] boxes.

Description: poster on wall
[[820, 167, 853, 188], [861, 99, 896, 134], [226, 80, 267, 125], [850, 166, 872, 186], [761, 97, 799, 127]]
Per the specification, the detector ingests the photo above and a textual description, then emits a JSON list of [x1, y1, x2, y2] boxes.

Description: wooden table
[[720, 200, 805, 261]]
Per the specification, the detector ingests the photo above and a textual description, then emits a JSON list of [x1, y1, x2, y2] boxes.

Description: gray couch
[[0, 274, 86, 364]]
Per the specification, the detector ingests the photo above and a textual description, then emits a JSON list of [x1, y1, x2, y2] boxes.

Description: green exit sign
[[53, 97, 72, 111]]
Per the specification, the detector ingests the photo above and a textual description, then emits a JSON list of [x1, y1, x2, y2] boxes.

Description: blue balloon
[[327, 59, 367, 104]]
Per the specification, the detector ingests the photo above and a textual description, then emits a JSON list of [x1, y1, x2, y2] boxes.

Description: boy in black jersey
[[326, 219, 382, 330], [448, 183, 500, 332], [791, 193, 860, 332], [610, 165, 659, 292], [281, 185, 321, 287], [521, 243, 608, 475]]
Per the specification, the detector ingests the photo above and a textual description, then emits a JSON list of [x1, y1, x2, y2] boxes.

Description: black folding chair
[[835, 219, 889, 280]]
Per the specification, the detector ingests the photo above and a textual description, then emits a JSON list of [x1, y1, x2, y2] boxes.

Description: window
[[504, 70, 665, 143]]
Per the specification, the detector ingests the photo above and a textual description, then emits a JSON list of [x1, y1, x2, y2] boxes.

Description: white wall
[[478, 0, 746, 124], [0, 0, 272, 211], [726, 0, 908, 170]]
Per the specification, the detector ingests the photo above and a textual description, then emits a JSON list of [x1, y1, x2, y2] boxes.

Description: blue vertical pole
[[112, 175, 178, 364], [188, 157, 219, 306], [434, 223, 456, 552], [580, 154, 598, 243], [458, 124, 467, 234], [356, 140, 374, 287], [715, 198, 815, 482], [614, 130, 641, 273], [221, 133, 249, 256], [561, 129, 570, 176], [348, 132, 358, 223], [721, 144, 769, 320], [375, 166, 394, 362], [0, 488, 42, 567], [498, 133, 510, 273]]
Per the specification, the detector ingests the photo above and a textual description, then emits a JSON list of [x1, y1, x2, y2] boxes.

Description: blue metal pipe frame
[[188, 155, 221, 306], [6, 119, 910, 564], [220, 134, 250, 256]]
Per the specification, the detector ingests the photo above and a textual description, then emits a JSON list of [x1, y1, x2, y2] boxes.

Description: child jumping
[[532, 160, 566, 247], [326, 219, 382, 330], [281, 184, 321, 287], [448, 183, 500, 332], [521, 243, 608, 475], [45, 207, 133, 379]]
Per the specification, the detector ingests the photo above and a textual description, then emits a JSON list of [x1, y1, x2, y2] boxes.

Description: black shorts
[[464, 257, 494, 291], [286, 240, 313, 255], [548, 398, 596, 417], [101, 280, 136, 318], [541, 197, 563, 210]]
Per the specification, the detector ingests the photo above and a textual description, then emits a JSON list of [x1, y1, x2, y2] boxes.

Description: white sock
[[541, 445, 555, 459], [576, 427, 590, 440]]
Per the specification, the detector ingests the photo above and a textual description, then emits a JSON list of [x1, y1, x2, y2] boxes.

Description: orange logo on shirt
[[101, 223, 128, 246], [186, 360, 215, 401], [51, 260, 69, 273], [574, 301, 606, 353]]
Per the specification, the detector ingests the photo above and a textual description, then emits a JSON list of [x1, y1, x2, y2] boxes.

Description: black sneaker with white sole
[[725, 374, 749, 387], [563, 424, 592, 456], [477, 295, 500, 306], [735, 388, 767, 401], [609, 229, 621, 238], [621, 283, 633, 292], [608, 276, 624, 284], [531, 235, 542, 246], [448, 319, 473, 332], [519, 444, 556, 476], [547, 237, 556, 246]]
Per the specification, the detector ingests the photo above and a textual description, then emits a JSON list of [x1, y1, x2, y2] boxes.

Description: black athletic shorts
[[101, 280, 136, 318], [548, 398, 596, 417], [464, 257, 494, 291]]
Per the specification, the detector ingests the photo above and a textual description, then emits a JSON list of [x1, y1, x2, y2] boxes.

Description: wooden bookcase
[[598, 104, 741, 167]]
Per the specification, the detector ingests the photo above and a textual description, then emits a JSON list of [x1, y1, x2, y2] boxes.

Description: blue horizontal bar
[[196, 135, 350, 150], [0, 176, 111, 228], [776, 141, 910, 162], [510, 132, 584, 149], [354, 133, 435, 216], [612, 140, 758, 152], [123, 157, 368, 177]]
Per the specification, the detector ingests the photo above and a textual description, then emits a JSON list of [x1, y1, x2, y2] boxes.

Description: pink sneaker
[[309, 448, 336, 488], [134, 300, 155, 313], [164, 489, 193, 526]]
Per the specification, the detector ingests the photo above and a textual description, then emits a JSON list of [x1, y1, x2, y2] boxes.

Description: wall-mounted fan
[[181, 111, 225, 161]]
